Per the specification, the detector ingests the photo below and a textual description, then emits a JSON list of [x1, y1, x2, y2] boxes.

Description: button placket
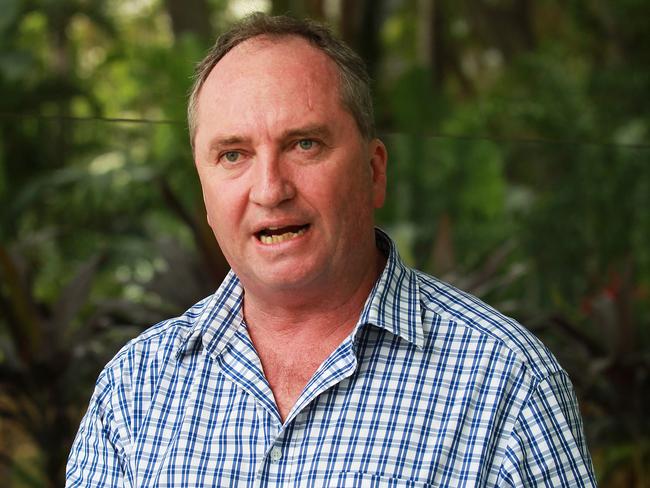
[[269, 446, 282, 463]]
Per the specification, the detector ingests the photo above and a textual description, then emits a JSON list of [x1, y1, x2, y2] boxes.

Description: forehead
[[197, 36, 347, 135], [205, 36, 339, 101], [211, 34, 339, 86]]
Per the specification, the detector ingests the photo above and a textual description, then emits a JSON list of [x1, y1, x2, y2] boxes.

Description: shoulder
[[413, 268, 563, 382], [108, 295, 213, 368], [91, 293, 218, 407]]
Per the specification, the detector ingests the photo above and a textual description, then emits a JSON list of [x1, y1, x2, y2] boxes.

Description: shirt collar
[[176, 228, 424, 360], [175, 270, 245, 360], [356, 228, 425, 349]]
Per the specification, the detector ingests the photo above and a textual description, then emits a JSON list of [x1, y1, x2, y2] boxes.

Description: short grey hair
[[188, 13, 375, 148]]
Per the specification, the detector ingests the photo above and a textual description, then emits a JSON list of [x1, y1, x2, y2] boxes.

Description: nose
[[249, 150, 296, 208]]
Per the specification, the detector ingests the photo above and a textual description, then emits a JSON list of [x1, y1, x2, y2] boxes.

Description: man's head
[[188, 13, 375, 149], [190, 14, 387, 301]]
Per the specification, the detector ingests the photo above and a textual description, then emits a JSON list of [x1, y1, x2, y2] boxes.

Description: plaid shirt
[[67, 230, 596, 487]]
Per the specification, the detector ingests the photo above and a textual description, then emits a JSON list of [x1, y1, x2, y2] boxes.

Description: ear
[[202, 190, 215, 229], [368, 138, 388, 209]]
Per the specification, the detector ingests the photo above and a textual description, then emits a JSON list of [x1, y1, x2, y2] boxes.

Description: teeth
[[259, 227, 307, 244]]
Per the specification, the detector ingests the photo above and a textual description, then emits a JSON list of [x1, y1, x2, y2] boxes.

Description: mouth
[[255, 224, 310, 245]]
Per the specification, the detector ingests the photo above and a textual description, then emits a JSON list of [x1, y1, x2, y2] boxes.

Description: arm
[[66, 371, 131, 488], [497, 370, 597, 487]]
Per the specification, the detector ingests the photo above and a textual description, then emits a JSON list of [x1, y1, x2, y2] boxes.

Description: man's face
[[193, 36, 386, 297]]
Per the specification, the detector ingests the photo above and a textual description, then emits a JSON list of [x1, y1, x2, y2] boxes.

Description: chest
[[254, 342, 332, 420], [122, 331, 521, 487]]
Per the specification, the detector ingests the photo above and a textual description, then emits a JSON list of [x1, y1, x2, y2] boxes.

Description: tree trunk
[[340, 0, 384, 81], [272, 0, 325, 18], [164, 0, 212, 41]]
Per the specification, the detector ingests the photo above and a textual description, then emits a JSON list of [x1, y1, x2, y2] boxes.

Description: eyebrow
[[208, 136, 250, 153], [281, 124, 332, 140], [206, 124, 334, 154]]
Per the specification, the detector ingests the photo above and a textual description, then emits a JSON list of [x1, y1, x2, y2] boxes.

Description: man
[[67, 13, 596, 487]]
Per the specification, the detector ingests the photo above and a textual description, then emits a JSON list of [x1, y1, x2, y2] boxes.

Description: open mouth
[[255, 224, 310, 245]]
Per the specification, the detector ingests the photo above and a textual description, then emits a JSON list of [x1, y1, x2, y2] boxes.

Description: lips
[[255, 224, 310, 244]]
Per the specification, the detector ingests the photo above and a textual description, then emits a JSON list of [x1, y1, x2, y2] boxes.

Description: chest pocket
[[327, 472, 434, 488]]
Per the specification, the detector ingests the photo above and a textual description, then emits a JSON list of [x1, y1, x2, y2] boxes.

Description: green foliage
[[0, 0, 648, 486]]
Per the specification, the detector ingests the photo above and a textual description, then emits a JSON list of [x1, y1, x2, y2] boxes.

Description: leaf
[[0, 451, 43, 488], [0, 50, 35, 82], [0, 245, 42, 362], [0, 0, 19, 33], [51, 254, 104, 336]]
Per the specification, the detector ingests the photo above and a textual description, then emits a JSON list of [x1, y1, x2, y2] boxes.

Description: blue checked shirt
[[67, 230, 596, 487]]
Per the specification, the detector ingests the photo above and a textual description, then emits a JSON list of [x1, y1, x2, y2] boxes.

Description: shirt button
[[270, 446, 282, 463]]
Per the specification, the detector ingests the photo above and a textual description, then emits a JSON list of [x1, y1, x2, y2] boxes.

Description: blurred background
[[0, 0, 648, 486]]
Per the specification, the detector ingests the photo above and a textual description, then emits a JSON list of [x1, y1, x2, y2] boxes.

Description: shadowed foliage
[[1, 0, 648, 486]]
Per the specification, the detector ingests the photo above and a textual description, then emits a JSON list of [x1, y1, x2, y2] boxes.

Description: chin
[[257, 264, 322, 291]]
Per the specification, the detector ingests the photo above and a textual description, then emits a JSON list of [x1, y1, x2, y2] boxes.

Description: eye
[[297, 139, 315, 150], [222, 151, 241, 163]]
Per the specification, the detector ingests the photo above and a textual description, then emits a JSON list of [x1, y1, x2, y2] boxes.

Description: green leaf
[[0, 0, 19, 33]]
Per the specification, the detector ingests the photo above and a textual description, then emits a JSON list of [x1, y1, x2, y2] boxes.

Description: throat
[[261, 353, 324, 422], [246, 320, 355, 422]]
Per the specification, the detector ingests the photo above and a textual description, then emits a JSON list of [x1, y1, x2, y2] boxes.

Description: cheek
[[318, 166, 374, 222], [202, 184, 241, 230]]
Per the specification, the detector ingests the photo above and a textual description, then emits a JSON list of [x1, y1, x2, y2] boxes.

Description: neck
[[240, 244, 386, 423], [242, 247, 386, 344]]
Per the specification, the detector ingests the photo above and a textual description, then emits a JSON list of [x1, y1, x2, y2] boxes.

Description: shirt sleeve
[[496, 370, 597, 487], [66, 369, 131, 488]]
